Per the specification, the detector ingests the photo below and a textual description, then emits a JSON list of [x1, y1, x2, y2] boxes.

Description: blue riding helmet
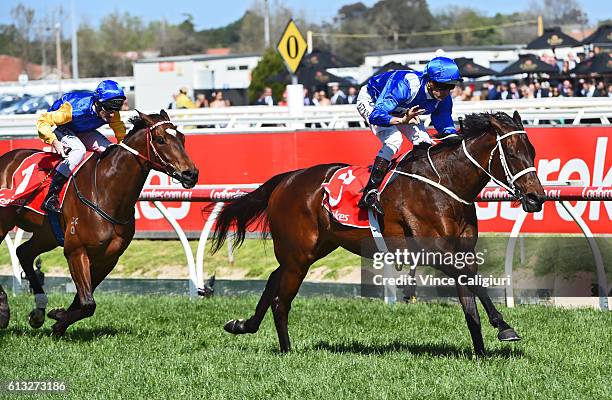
[[94, 80, 126, 111], [425, 57, 463, 85]]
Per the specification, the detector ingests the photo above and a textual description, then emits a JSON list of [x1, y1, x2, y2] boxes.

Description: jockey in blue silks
[[356, 56, 463, 215], [37, 80, 127, 213]]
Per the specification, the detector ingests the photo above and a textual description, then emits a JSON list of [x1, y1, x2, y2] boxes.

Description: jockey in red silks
[[37, 80, 127, 213], [356, 56, 463, 216]]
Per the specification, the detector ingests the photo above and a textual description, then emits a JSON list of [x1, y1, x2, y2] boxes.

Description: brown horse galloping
[[211, 111, 545, 356], [0, 110, 198, 335]]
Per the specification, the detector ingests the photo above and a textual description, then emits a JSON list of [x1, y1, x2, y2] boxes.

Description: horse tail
[[210, 171, 295, 254]]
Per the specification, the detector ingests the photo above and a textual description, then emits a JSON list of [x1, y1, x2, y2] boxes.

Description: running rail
[[5, 183, 610, 310]]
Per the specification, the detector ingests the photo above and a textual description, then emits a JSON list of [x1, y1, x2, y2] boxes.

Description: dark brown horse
[[0, 110, 198, 335], [211, 111, 545, 356]]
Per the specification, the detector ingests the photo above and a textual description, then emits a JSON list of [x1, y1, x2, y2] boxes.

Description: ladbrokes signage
[[1, 127, 610, 234]]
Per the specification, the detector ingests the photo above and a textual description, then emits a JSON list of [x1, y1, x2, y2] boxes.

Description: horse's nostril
[[182, 169, 198, 182]]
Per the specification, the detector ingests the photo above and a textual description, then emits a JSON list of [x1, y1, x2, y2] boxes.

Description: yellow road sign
[[277, 19, 307, 74]]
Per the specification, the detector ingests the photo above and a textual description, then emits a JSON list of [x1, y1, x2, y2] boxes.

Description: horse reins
[[72, 120, 182, 225], [118, 120, 182, 179], [393, 130, 537, 205]]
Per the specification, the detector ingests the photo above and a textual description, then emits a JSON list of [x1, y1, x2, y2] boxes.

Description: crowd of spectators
[[169, 48, 610, 109], [452, 49, 611, 101], [168, 87, 231, 109], [454, 78, 611, 101]]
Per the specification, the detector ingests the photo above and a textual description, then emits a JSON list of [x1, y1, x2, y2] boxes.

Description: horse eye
[[154, 136, 166, 145]]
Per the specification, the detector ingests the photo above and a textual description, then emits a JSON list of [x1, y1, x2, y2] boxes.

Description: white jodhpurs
[[55, 129, 112, 177], [356, 85, 432, 161]]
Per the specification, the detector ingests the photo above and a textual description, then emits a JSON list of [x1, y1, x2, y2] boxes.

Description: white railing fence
[[0, 98, 611, 138]]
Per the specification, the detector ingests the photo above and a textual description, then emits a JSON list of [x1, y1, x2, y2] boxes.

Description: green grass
[[0, 294, 610, 399]]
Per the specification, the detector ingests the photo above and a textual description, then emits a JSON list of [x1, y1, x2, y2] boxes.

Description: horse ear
[[488, 114, 505, 133], [160, 109, 170, 121], [512, 110, 524, 129], [135, 109, 155, 126]]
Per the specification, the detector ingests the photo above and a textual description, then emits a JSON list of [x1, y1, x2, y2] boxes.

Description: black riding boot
[[358, 156, 390, 216], [41, 172, 68, 213]]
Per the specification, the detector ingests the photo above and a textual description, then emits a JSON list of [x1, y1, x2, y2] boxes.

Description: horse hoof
[[224, 319, 250, 335], [51, 321, 68, 337], [498, 328, 521, 342], [47, 308, 66, 322], [0, 307, 9, 329], [28, 308, 46, 329]]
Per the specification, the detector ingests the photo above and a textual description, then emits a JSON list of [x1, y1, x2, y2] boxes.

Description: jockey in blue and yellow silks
[[356, 56, 463, 215], [37, 80, 127, 213]]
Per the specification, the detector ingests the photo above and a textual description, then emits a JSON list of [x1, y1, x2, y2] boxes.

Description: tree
[[247, 47, 286, 104], [528, 0, 588, 26], [330, 3, 378, 65], [10, 4, 35, 77], [369, 0, 435, 48], [0, 24, 19, 57]]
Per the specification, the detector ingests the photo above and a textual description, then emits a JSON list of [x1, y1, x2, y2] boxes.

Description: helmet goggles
[[431, 81, 457, 91], [99, 97, 125, 112]]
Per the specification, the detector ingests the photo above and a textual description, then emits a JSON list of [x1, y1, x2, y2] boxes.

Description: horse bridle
[[462, 129, 537, 200], [71, 120, 187, 226], [393, 129, 537, 205], [118, 120, 184, 183]]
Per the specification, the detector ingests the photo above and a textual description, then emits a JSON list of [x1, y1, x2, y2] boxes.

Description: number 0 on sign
[[277, 19, 307, 74]]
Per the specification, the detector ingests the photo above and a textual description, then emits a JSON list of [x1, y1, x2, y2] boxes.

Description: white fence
[[0, 98, 611, 138]]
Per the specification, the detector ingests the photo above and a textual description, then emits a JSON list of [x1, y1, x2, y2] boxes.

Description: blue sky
[[0, 0, 610, 31]]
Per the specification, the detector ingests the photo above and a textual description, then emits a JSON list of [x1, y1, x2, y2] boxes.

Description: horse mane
[[398, 111, 519, 164], [125, 114, 164, 139], [461, 111, 518, 138], [99, 113, 164, 159]]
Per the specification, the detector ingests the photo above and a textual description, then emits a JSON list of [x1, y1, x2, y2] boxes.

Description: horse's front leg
[[50, 248, 96, 336], [456, 283, 486, 357], [467, 283, 521, 342]]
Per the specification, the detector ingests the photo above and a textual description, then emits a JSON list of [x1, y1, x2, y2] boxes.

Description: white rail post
[[196, 202, 225, 291], [504, 209, 529, 308], [152, 201, 198, 299], [560, 201, 609, 311]]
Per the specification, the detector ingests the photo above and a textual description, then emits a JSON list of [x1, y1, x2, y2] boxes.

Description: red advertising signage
[[1, 126, 610, 234]]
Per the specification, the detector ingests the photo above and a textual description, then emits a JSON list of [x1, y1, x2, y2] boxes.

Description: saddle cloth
[[322, 150, 410, 228], [0, 151, 93, 215]]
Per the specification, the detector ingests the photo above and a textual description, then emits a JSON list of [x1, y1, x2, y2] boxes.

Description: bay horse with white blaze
[[211, 111, 545, 356], [0, 110, 198, 335]]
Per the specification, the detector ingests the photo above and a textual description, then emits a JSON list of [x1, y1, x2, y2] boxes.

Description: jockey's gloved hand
[[410, 128, 434, 146], [51, 139, 67, 158], [403, 106, 425, 124]]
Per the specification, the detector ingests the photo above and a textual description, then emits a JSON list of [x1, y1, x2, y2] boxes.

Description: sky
[[0, 0, 610, 32]]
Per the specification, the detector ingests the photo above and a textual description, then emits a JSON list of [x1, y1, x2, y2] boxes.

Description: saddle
[[322, 150, 410, 228], [0, 151, 93, 215], [321, 135, 462, 228]]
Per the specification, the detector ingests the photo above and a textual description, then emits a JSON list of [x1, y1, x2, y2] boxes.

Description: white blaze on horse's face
[[165, 128, 177, 137]]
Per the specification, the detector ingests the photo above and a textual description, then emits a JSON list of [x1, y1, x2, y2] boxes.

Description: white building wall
[[134, 55, 261, 110], [364, 47, 524, 74], [134, 60, 195, 111]]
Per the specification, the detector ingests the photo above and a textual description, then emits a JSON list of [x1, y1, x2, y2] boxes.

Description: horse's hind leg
[[271, 261, 309, 352], [224, 267, 281, 335], [16, 232, 58, 328], [457, 283, 486, 357], [270, 241, 337, 352]]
